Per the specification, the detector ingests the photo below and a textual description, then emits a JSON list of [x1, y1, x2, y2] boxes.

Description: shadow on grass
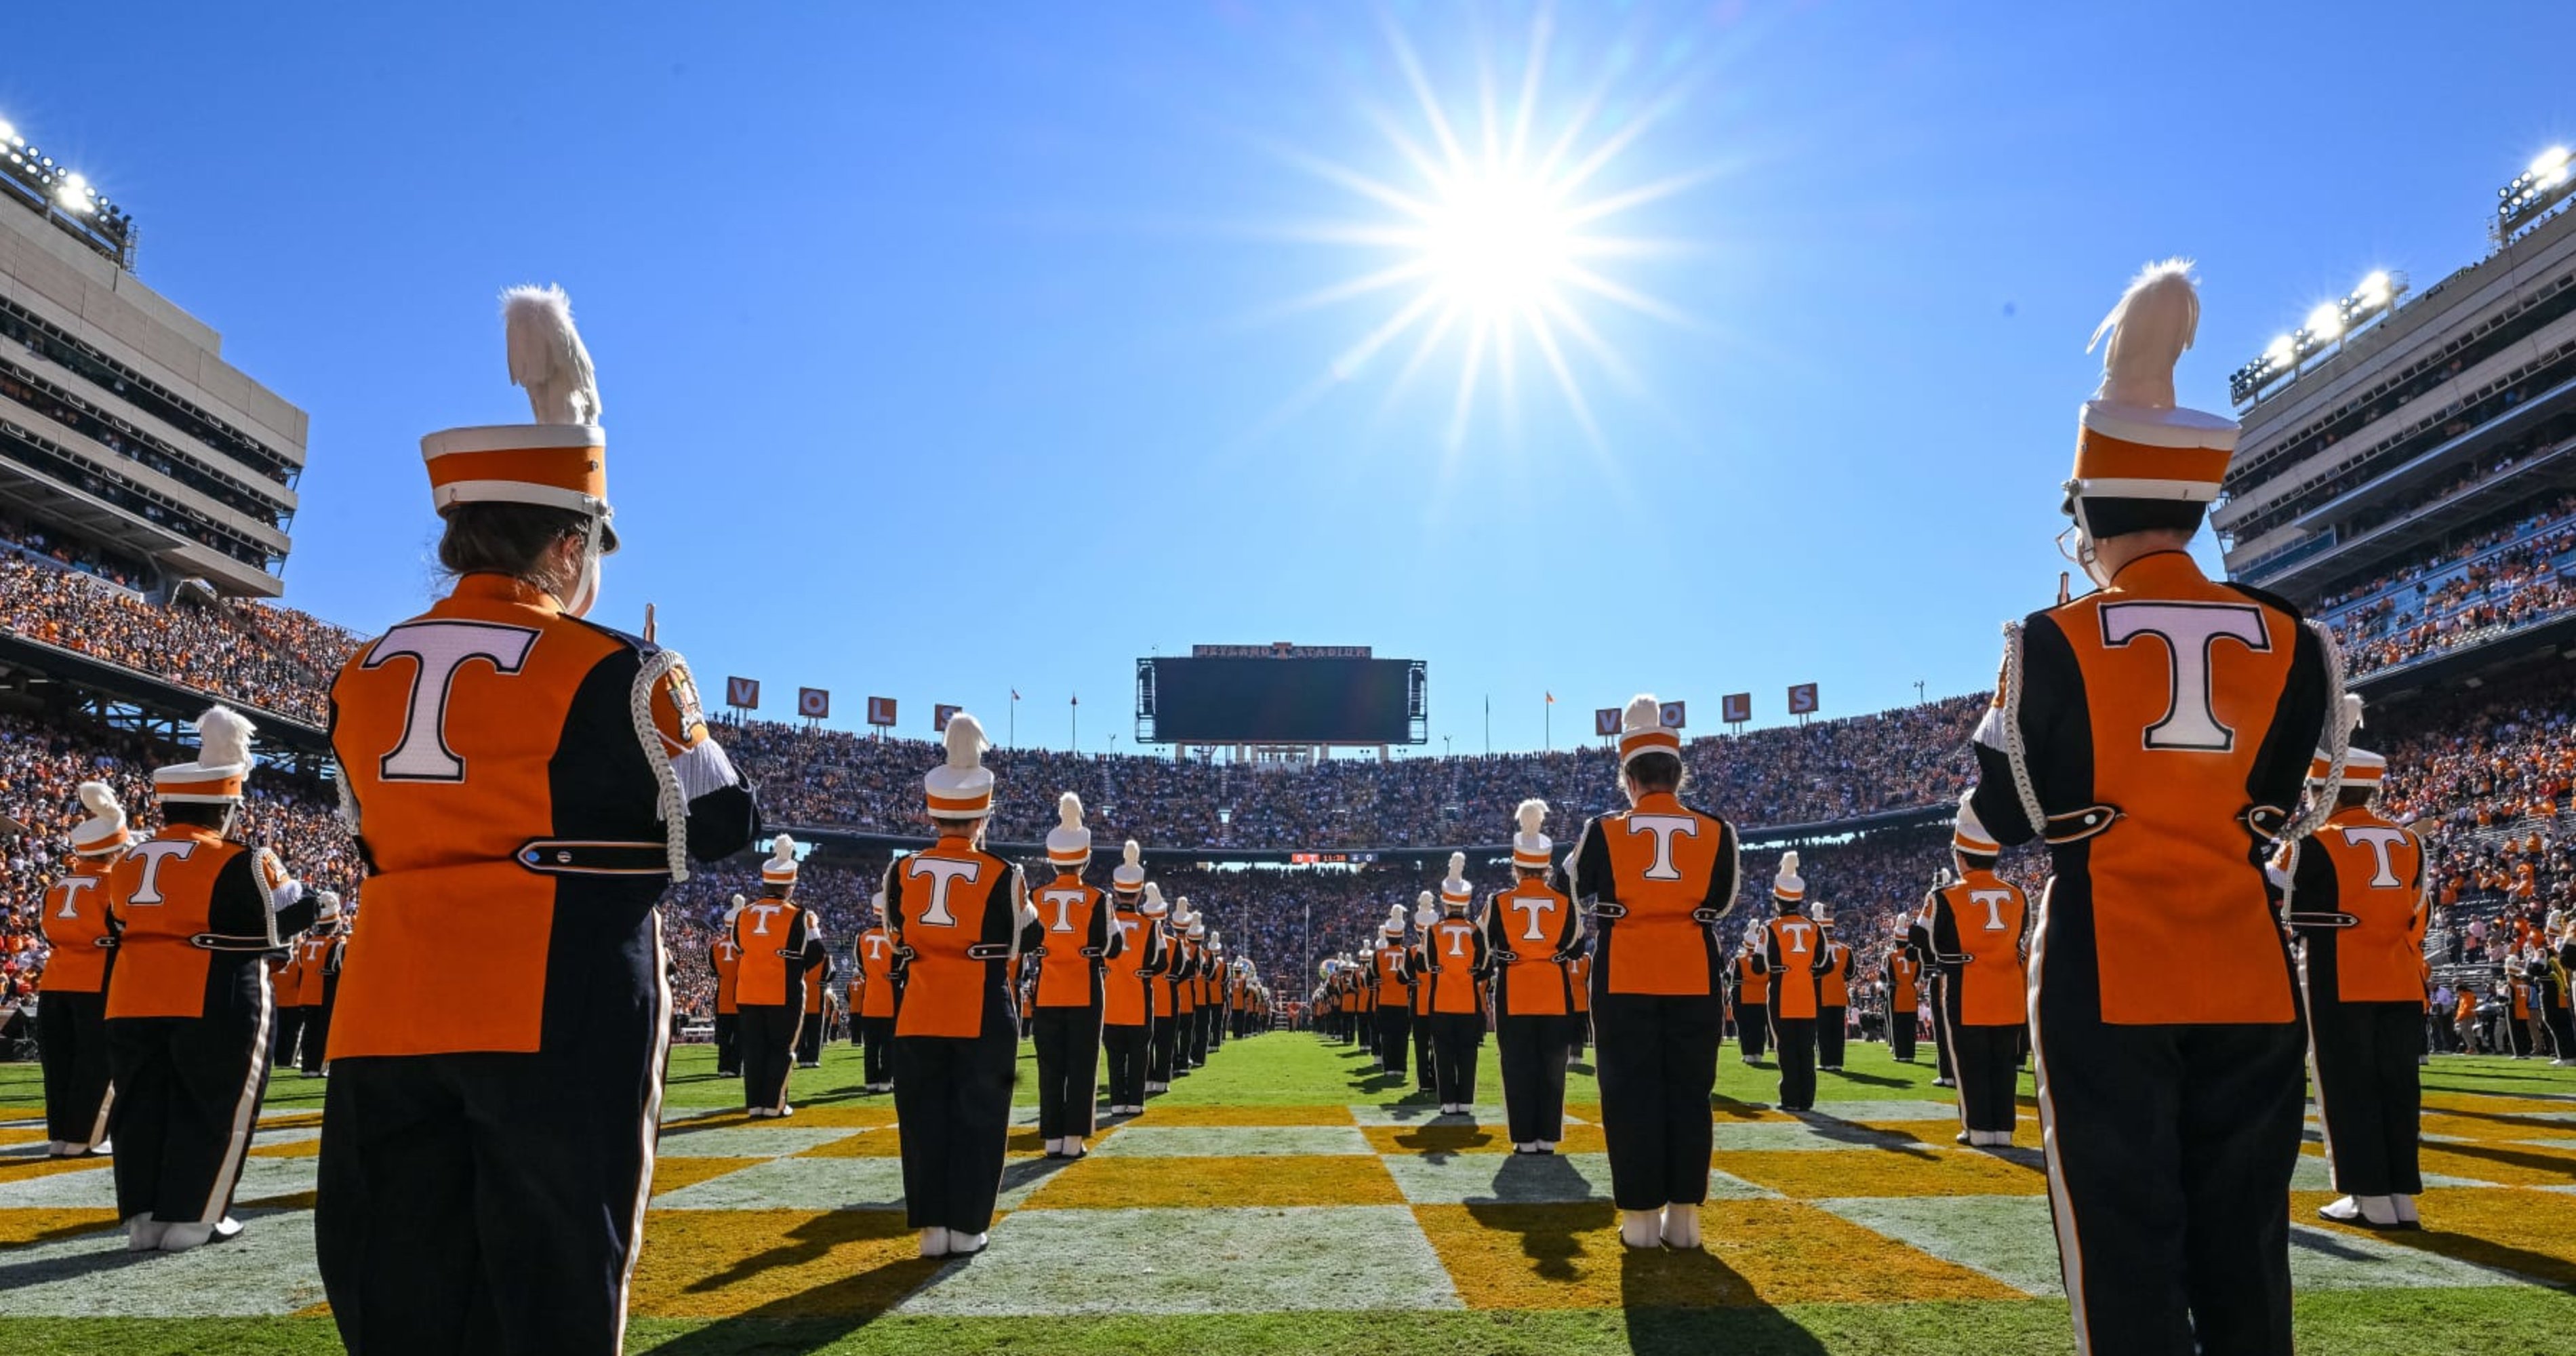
[[1618, 1245, 1829, 1355]]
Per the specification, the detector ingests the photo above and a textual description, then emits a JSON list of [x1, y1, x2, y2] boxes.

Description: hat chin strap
[[2063, 494, 2114, 589], [561, 516, 606, 618]]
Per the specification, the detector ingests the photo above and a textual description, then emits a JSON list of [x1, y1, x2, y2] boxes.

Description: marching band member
[[288, 896, 347, 1077], [1909, 871, 1958, 1088], [106, 706, 319, 1252], [1102, 844, 1162, 1115], [1372, 902, 1417, 1080], [1169, 900, 1203, 1075], [1963, 262, 2333, 1355], [796, 901, 832, 1069], [274, 926, 313, 1071], [1411, 888, 1440, 1094], [1571, 694, 1742, 1250], [1756, 855, 1828, 1113], [1731, 929, 1769, 1065], [1188, 914, 1216, 1068], [2281, 701, 2428, 1229], [711, 897, 744, 1077], [1815, 904, 1852, 1073], [1927, 804, 2029, 1146], [853, 893, 898, 1092], [1883, 919, 1922, 1063], [882, 712, 1032, 1258], [1488, 800, 1579, 1151], [1565, 945, 1591, 1064], [1425, 854, 1489, 1114], [1027, 793, 1116, 1157], [37, 780, 127, 1157], [1143, 883, 1181, 1093], [734, 835, 822, 1116], [319, 285, 759, 1353]]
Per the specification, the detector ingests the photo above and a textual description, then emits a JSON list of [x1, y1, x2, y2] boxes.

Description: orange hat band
[[1773, 884, 1804, 901], [1511, 849, 1550, 869], [2071, 429, 2231, 489], [927, 791, 993, 816], [156, 772, 245, 803], [1619, 728, 1681, 763], [1048, 847, 1090, 864], [71, 826, 131, 854], [429, 445, 608, 503], [2310, 755, 2386, 784], [1952, 829, 2001, 854]]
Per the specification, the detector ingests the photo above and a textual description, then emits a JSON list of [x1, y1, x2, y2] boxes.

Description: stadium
[[5, 10, 2576, 1356]]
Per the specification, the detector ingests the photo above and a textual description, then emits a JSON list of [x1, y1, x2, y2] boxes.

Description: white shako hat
[[1413, 890, 1438, 930], [315, 890, 343, 923], [2066, 260, 2236, 521], [1140, 883, 1171, 919], [1111, 840, 1146, 897], [155, 706, 256, 805], [1771, 850, 1806, 907], [1952, 792, 2003, 858], [1382, 902, 1409, 939], [1617, 693, 1680, 770], [1188, 915, 1207, 940], [1171, 896, 1197, 931], [925, 711, 994, 820], [725, 893, 745, 922], [1046, 792, 1093, 866], [868, 889, 887, 921], [759, 833, 799, 890], [68, 780, 131, 855], [421, 285, 618, 551], [1439, 852, 1473, 909], [2312, 694, 2386, 788], [1815, 897, 1836, 929], [1510, 798, 1552, 871]]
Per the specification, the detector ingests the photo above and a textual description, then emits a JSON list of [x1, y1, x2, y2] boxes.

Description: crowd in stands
[[2314, 493, 2576, 679], [0, 509, 150, 592], [0, 554, 335, 725]]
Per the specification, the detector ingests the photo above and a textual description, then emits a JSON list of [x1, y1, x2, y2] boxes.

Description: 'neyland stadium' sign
[[1192, 643, 1373, 659]]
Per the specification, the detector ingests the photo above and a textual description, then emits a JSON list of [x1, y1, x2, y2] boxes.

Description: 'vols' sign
[[1594, 707, 1622, 738], [1787, 683, 1819, 715], [933, 704, 963, 732], [1658, 700, 1687, 730], [1722, 692, 1752, 723], [866, 696, 897, 727], [798, 687, 830, 719], [726, 677, 760, 710]]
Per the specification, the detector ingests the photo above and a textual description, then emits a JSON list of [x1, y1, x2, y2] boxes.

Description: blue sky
[[7, 1, 2571, 753]]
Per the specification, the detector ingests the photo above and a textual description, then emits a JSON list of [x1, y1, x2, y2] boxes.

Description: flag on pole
[[1546, 692, 1554, 704], [1011, 689, 1022, 700]]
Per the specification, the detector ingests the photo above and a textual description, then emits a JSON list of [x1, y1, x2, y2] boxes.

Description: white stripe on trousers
[[2025, 877, 2092, 1356], [614, 918, 675, 1356], [198, 970, 274, 1225]]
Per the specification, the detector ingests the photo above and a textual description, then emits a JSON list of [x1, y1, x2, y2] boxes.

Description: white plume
[[1447, 852, 1466, 877], [767, 834, 796, 870], [77, 780, 121, 820], [1623, 693, 1659, 732], [2343, 694, 2365, 731], [1516, 799, 1547, 835], [1123, 839, 1142, 867], [1781, 850, 1800, 877], [503, 285, 601, 424], [196, 706, 256, 768], [1058, 792, 1083, 829], [944, 712, 988, 770], [730, 893, 746, 908], [2089, 259, 2199, 410]]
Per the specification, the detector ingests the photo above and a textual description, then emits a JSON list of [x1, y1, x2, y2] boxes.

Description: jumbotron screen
[[1144, 656, 1422, 744]]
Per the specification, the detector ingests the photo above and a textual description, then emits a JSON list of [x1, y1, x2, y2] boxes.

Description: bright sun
[[1266, 8, 1704, 452]]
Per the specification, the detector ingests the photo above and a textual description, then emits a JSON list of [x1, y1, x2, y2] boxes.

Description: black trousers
[[1767, 991, 1817, 1111], [1430, 1012, 1482, 1105], [859, 1016, 895, 1085], [1103, 1020, 1150, 1106], [1192, 1006, 1213, 1066], [1818, 1005, 1847, 1070], [1413, 1011, 1436, 1090], [713, 1012, 740, 1075], [892, 1024, 1016, 1234], [736, 1005, 800, 1113], [2031, 1005, 2304, 1356], [796, 1005, 824, 1066], [106, 972, 271, 1227], [315, 984, 665, 1356], [274, 1004, 312, 1069], [2548, 1002, 2576, 1063], [37, 989, 113, 1147], [847, 1007, 865, 1048], [1032, 1005, 1103, 1140], [1373, 1006, 1411, 1078], [1496, 1014, 1571, 1143], [1890, 1005, 1917, 1062], [1591, 991, 1720, 1210], [1952, 1024, 2020, 1133], [1736, 996, 1767, 1060], [2305, 995, 2422, 1197], [1930, 976, 1956, 1080], [300, 1001, 334, 1075]]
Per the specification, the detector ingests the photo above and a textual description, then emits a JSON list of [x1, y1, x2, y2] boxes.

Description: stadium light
[[2230, 268, 2410, 406], [0, 111, 136, 268], [2493, 144, 2576, 245]]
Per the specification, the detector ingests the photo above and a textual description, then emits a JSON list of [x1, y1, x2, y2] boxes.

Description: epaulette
[[2219, 579, 2307, 622], [567, 616, 662, 660]]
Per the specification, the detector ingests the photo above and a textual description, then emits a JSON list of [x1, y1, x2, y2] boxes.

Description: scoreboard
[[1137, 651, 1426, 745]]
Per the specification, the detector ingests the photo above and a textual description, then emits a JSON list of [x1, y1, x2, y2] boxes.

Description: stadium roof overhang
[[2287, 372, 2576, 536], [2255, 439, 2576, 599], [0, 628, 331, 757], [2349, 609, 2576, 712]]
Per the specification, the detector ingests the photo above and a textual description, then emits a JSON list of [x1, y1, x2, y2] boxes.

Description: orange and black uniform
[[105, 829, 315, 1233], [1370, 938, 1416, 1079], [851, 926, 898, 1079], [1409, 936, 1436, 1092], [1424, 911, 1489, 1106], [1755, 911, 1830, 1111], [1100, 900, 1164, 1108], [1570, 793, 1740, 1210], [883, 835, 1030, 1235], [795, 908, 831, 1068], [1023, 871, 1118, 1141], [273, 945, 310, 1066], [733, 891, 824, 1113], [281, 920, 346, 1075], [1906, 896, 1954, 1083], [1966, 550, 2329, 1356], [1926, 873, 2029, 1134], [710, 929, 742, 1076], [321, 573, 759, 1356], [1485, 877, 1579, 1144], [1816, 936, 1853, 1072], [1730, 949, 1769, 1061], [1147, 921, 1185, 1084], [37, 854, 120, 1149], [1883, 949, 1923, 1062], [2285, 807, 2427, 1199]]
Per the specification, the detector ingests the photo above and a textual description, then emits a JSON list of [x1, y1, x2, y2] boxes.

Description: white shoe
[[157, 1221, 216, 1253], [211, 1216, 244, 1243], [776, 1104, 794, 1118], [1064, 1139, 1086, 1159], [950, 1231, 989, 1255], [85, 1138, 110, 1156], [2358, 1195, 2402, 1227], [2393, 1194, 2420, 1227], [125, 1216, 167, 1252], [1619, 1209, 1664, 1250], [919, 1227, 951, 1258], [2317, 1195, 2362, 1222], [1660, 1203, 1702, 1249]]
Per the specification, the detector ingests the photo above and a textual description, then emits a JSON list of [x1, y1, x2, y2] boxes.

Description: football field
[[2, 1033, 2571, 1354]]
